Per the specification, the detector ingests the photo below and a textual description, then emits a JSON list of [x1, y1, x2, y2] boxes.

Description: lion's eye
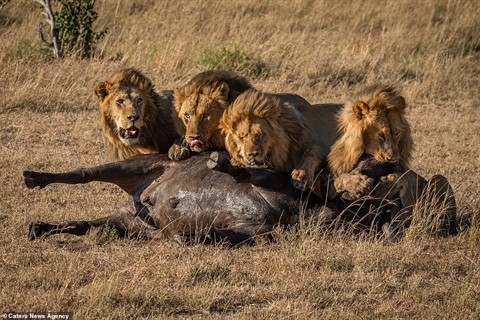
[[202, 114, 210, 121], [137, 98, 143, 105], [184, 114, 190, 120], [116, 99, 124, 105], [379, 133, 386, 142]]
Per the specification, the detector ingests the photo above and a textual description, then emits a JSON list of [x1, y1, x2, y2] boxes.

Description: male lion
[[219, 88, 341, 193], [95, 68, 179, 160], [168, 70, 252, 160], [326, 84, 456, 238], [168, 70, 311, 161], [327, 84, 413, 199]]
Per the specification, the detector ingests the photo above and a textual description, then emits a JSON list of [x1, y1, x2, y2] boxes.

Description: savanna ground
[[1, 0, 479, 318]]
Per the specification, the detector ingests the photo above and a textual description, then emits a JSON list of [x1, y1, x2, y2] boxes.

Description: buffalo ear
[[352, 100, 370, 120], [94, 81, 109, 103]]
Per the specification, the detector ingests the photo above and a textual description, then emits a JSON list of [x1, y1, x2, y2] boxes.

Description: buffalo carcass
[[24, 152, 403, 245]]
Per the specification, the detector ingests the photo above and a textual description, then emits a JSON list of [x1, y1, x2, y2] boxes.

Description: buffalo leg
[[23, 154, 167, 195], [28, 217, 110, 240], [378, 172, 457, 240], [28, 202, 165, 240], [177, 222, 273, 247]]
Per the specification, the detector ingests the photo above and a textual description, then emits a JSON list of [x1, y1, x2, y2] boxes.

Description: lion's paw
[[334, 173, 374, 200], [291, 168, 316, 191], [168, 144, 191, 161], [380, 173, 400, 182]]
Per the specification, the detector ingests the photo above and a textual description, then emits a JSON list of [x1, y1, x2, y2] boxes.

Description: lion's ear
[[137, 77, 153, 94], [94, 82, 109, 102], [352, 100, 370, 120], [173, 88, 186, 112], [213, 81, 230, 100], [396, 96, 406, 110]]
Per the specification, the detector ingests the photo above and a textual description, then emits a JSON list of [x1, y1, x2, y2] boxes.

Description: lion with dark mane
[[95, 68, 179, 160]]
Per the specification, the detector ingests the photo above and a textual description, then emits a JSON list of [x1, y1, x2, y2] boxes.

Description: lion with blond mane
[[94, 68, 179, 160], [327, 84, 413, 200], [220, 88, 341, 192], [325, 84, 456, 239]]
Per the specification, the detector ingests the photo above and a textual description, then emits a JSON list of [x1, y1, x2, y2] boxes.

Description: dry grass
[[1, 0, 479, 319]]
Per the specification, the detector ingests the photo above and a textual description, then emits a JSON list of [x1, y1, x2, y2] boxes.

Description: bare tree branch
[[0, 0, 12, 11], [34, 0, 61, 58]]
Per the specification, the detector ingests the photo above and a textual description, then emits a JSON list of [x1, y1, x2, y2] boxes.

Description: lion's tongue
[[125, 128, 137, 137], [189, 139, 203, 148]]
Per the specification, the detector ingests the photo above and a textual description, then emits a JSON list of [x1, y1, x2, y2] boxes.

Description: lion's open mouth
[[119, 127, 140, 140], [247, 158, 269, 168]]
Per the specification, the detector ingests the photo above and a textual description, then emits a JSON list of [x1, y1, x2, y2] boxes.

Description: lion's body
[[327, 84, 414, 199], [95, 68, 179, 161], [220, 89, 341, 190]]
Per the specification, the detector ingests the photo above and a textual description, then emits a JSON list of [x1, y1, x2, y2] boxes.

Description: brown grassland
[[1, 0, 479, 318]]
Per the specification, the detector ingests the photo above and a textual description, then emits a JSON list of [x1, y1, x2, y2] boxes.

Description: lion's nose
[[248, 151, 259, 158], [189, 135, 201, 140], [127, 114, 139, 122]]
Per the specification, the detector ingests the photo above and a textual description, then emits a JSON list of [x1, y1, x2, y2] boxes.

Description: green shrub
[[54, 0, 107, 58], [198, 47, 268, 77]]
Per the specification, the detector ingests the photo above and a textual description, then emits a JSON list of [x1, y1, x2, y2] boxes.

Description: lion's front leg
[[291, 149, 324, 191]]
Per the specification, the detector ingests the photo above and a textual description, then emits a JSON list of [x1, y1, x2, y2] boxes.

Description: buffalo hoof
[[207, 152, 230, 171], [23, 171, 47, 189], [28, 221, 53, 240]]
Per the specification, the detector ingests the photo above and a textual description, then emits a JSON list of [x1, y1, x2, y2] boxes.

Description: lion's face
[[96, 69, 157, 150], [363, 111, 400, 163], [101, 86, 149, 146], [224, 117, 275, 167], [175, 87, 228, 153], [329, 85, 413, 177]]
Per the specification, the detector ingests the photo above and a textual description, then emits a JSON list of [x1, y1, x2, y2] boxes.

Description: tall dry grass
[[0, 0, 479, 319]]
